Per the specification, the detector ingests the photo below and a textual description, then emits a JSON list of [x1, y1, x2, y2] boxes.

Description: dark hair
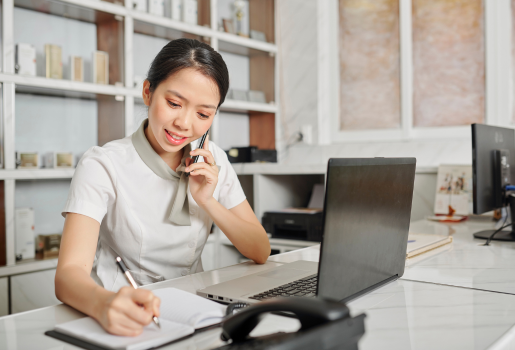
[[147, 38, 229, 108]]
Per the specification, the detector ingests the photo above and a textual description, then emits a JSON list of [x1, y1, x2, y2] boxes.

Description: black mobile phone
[[185, 129, 209, 177]]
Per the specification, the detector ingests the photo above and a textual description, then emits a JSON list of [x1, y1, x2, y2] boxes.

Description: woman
[[55, 38, 271, 336]]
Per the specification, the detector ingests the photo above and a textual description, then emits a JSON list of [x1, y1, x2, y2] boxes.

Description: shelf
[[132, 9, 212, 39], [220, 99, 277, 114], [216, 32, 277, 55], [232, 164, 439, 175], [14, 0, 126, 23], [233, 163, 327, 175], [1, 73, 131, 98], [0, 169, 75, 180], [0, 258, 58, 278]]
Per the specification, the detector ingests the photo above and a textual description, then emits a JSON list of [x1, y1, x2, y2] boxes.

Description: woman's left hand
[[185, 135, 219, 207]]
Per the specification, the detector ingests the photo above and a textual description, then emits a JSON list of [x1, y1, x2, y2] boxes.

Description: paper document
[[406, 233, 453, 259]]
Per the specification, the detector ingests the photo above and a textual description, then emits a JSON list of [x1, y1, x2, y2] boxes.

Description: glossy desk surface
[[2, 218, 515, 350]]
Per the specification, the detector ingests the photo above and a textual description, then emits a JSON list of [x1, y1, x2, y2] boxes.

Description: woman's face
[[142, 67, 219, 154]]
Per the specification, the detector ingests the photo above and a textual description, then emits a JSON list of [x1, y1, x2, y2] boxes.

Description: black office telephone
[[213, 298, 366, 350]]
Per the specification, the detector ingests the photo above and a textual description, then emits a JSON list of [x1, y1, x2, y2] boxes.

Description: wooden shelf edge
[[0, 169, 75, 180], [0, 258, 58, 278], [0, 73, 132, 96]]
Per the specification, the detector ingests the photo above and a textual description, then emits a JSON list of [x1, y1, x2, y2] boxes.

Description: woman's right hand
[[96, 286, 161, 336]]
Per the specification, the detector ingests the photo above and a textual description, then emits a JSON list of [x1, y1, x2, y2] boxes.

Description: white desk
[[2, 218, 515, 349]]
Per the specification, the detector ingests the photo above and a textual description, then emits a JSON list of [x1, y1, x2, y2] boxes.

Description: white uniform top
[[62, 136, 246, 291]]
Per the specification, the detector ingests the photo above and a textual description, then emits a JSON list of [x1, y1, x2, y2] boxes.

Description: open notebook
[[46, 288, 226, 350], [406, 233, 453, 258]]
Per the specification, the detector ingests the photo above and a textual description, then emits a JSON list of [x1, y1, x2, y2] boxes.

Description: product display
[[15, 208, 35, 261], [70, 56, 84, 82], [149, 0, 165, 16], [55, 152, 74, 168], [36, 234, 61, 260], [171, 0, 182, 21], [93, 51, 109, 85], [45, 44, 63, 79], [18, 152, 38, 168], [15, 43, 36, 76], [183, 0, 197, 24]]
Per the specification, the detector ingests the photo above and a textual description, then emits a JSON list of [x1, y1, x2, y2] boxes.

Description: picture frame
[[223, 18, 235, 34]]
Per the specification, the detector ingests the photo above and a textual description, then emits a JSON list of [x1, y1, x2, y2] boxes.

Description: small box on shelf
[[36, 234, 61, 260], [15, 43, 36, 77], [70, 56, 84, 82], [226, 146, 277, 163], [133, 0, 147, 11], [43, 152, 75, 168], [149, 0, 165, 16], [171, 0, 182, 21], [247, 90, 266, 103], [15, 208, 35, 261], [17, 152, 39, 169], [183, 0, 198, 25], [93, 51, 109, 85], [45, 44, 63, 79]]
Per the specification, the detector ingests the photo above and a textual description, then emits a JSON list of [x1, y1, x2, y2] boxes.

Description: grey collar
[[131, 119, 191, 226]]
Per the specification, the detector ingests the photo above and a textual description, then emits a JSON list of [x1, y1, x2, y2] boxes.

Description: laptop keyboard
[[248, 274, 317, 300]]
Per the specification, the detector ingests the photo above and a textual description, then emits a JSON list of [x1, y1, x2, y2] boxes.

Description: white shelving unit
[[0, 0, 281, 309]]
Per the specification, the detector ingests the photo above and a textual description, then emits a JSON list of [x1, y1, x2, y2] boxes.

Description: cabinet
[[0, 0, 279, 313]]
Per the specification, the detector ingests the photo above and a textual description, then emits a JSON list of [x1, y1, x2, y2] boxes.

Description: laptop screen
[[317, 158, 416, 302]]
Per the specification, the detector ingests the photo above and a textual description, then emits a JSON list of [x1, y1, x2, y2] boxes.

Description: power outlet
[[301, 125, 313, 145]]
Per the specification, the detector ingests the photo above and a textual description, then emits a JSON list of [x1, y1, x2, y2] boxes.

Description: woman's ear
[[142, 80, 152, 106]]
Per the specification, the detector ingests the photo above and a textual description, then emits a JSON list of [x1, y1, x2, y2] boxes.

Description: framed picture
[[223, 18, 234, 34], [434, 164, 472, 216]]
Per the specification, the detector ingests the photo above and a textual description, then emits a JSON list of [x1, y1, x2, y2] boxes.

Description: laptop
[[197, 158, 416, 304]]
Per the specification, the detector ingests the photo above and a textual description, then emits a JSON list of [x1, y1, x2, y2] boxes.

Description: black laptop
[[197, 158, 416, 303]]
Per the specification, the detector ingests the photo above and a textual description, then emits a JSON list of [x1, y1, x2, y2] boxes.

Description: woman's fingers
[[185, 162, 218, 176]]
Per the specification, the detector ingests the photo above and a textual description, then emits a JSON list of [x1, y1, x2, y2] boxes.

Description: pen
[[115, 256, 161, 329], [185, 129, 209, 178]]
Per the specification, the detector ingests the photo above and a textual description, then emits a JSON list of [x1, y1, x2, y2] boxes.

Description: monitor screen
[[472, 124, 515, 214]]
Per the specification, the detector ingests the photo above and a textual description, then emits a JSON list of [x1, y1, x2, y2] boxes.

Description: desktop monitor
[[472, 124, 515, 241]]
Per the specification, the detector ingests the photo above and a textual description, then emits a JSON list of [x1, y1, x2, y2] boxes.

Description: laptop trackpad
[[258, 268, 307, 280]]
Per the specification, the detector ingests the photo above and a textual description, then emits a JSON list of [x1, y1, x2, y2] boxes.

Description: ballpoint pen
[[115, 256, 161, 329], [185, 129, 209, 178]]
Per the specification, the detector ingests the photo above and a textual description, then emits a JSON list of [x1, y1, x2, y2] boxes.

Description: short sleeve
[[213, 144, 246, 210], [62, 146, 116, 224]]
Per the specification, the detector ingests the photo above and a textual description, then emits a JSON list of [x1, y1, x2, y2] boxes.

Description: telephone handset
[[217, 298, 366, 350]]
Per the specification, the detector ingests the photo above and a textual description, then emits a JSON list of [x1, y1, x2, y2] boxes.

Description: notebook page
[[153, 288, 226, 329], [55, 317, 193, 350]]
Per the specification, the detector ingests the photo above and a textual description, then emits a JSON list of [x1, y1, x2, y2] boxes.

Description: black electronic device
[[226, 146, 277, 163], [262, 210, 324, 241], [472, 124, 515, 241], [214, 298, 366, 350]]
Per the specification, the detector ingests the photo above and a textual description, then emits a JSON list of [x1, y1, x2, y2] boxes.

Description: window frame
[[321, 0, 513, 145]]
